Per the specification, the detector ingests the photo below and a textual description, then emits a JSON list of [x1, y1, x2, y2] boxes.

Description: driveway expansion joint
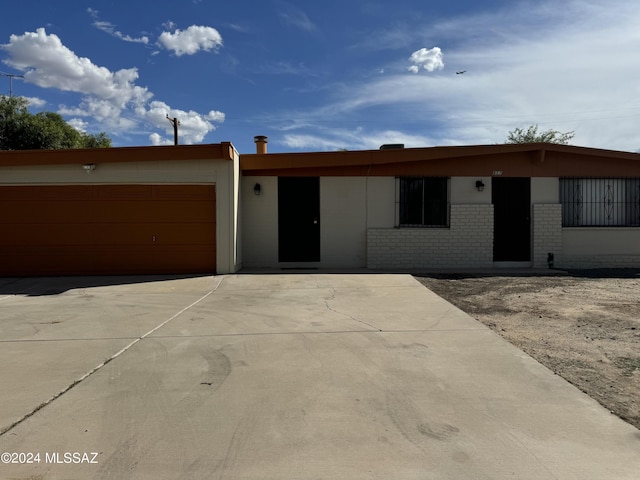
[[0, 277, 224, 437]]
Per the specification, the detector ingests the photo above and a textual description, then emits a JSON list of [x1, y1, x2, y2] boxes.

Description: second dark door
[[278, 177, 320, 262]]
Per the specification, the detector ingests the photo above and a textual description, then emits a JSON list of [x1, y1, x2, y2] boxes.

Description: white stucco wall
[[532, 177, 559, 203], [559, 228, 640, 268], [241, 176, 279, 267], [0, 160, 223, 184], [241, 176, 385, 268], [0, 157, 241, 274], [366, 177, 395, 227], [321, 177, 367, 267], [451, 177, 491, 204]]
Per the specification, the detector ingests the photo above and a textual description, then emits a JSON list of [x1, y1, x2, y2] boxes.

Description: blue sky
[[1, 0, 639, 154]]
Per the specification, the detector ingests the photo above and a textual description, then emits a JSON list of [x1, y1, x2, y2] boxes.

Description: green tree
[[0, 95, 111, 150], [506, 125, 574, 145]]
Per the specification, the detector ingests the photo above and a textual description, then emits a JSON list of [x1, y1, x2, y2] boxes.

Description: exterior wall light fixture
[[475, 180, 485, 192], [82, 163, 96, 173], [253, 183, 262, 195]]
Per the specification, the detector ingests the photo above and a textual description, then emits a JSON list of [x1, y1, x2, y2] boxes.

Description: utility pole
[[166, 115, 180, 145], [0, 72, 24, 97]]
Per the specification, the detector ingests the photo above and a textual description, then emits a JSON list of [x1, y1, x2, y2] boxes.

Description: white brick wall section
[[367, 204, 493, 269], [531, 204, 640, 269], [533, 204, 562, 269]]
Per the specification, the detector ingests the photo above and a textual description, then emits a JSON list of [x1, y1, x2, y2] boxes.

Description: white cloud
[[1, 28, 224, 144], [24, 96, 46, 108], [162, 21, 177, 31], [149, 132, 174, 146], [87, 9, 149, 44], [278, 4, 317, 32], [408, 47, 444, 73], [67, 118, 88, 132], [228, 23, 249, 33], [139, 101, 224, 144], [281, 127, 433, 151], [253, 61, 314, 76], [207, 110, 225, 122], [158, 25, 223, 56], [94, 21, 149, 44], [2, 29, 151, 108]]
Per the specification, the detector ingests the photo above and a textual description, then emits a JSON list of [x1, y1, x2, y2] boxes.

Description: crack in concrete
[[324, 287, 383, 332]]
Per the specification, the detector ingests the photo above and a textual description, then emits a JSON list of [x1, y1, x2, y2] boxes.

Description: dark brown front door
[[492, 177, 531, 262]]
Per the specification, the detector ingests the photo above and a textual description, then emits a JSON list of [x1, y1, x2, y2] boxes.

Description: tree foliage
[[0, 95, 111, 150], [506, 125, 575, 145]]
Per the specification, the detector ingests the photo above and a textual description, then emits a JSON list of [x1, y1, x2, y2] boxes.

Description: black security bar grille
[[560, 178, 640, 227]]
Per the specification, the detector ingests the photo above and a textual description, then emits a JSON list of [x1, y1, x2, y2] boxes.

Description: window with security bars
[[397, 177, 449, 227], [560, 178, 640, 227]]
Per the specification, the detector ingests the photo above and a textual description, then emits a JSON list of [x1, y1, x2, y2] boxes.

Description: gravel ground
[[415, 269, 640, 430]]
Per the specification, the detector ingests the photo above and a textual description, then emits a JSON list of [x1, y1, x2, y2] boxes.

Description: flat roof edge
[[0, 143, 236, 167]]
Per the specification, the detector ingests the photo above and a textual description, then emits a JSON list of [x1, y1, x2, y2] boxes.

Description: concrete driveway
[[1, 273, 639, 479]]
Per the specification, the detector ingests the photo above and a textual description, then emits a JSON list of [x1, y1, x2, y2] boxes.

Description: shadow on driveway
[[3, 267, 639, 296], [0, 274, 211, 296]]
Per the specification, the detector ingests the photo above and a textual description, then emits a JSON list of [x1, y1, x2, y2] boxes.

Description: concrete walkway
[[0, 273, 638, 479]]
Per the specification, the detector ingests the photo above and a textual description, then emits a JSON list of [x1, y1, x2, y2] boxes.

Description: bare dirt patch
[[415, 270, 640, 430]]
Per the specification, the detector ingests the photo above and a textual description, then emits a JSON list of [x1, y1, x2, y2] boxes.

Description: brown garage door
[[0, 184, 216, 276]]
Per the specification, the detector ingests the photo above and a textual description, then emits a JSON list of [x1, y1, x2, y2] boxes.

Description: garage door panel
[[0, 241, 216, 276], [1, 223, 215, 246], [0, 185, 96, 201], [2, 201, 215, 224], [0, 184, 217, 276], [0, 186, 42, 201], [0, 247, 215, 275], [148, 246, 216, 271], [152, 184, 216, 201], [0, 247, 156, 276], [146, 224, 216, 245], [96, 185, 154, 200]]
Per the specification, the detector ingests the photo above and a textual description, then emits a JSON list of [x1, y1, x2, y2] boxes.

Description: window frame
[[395, 176, 450, 228]]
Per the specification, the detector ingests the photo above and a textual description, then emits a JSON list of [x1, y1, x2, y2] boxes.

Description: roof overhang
[[240, 143, 640, 177], [0, 142, 236, 168]]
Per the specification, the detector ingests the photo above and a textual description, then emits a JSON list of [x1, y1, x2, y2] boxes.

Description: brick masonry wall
[[367, 204, 493, 269], [532, 204, 562, 268], [534, 204, 640, 269]]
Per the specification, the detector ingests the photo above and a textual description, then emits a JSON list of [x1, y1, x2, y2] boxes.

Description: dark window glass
[[399, 177, 449, 227]]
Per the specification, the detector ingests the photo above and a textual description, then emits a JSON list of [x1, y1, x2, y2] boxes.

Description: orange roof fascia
[[240, 143, 640, 175], [0, 142, 236, 168]]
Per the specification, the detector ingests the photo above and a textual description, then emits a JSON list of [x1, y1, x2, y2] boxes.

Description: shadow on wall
[[0, 274, 212, 296]]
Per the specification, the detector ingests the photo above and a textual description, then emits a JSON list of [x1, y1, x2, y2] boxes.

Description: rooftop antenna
[[0, 72, 24, 97], [166, 114, 180, 146]]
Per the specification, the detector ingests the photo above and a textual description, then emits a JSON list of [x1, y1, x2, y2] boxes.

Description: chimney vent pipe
[[254, 135, 268, 154]]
